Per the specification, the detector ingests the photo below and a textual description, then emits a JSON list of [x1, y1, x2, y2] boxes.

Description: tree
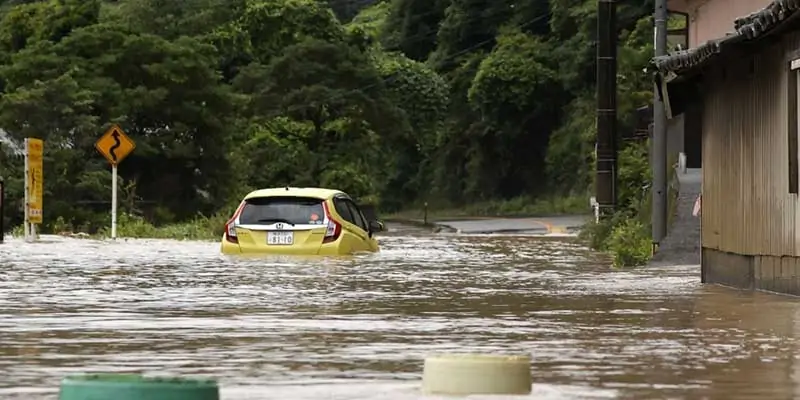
[[234, 38, 407, 203], [0, 0, 659, 233], [0, 22, 237, 227], [381, 0, 448, 61], [373, 50, 448, 205], [466, 29, 561, 197]]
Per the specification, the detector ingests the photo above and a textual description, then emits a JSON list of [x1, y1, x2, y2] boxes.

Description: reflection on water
[[0, 230, 799, 399]]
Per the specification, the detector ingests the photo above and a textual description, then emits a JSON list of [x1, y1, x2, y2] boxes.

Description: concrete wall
[[666, 104, 702, 168], [668, 0, 774, 47], [703, 248, 800, 296], [667, 113, 685, 160]]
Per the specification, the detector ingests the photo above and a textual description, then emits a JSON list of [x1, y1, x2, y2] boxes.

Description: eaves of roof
[[651, 0, 800, 77]]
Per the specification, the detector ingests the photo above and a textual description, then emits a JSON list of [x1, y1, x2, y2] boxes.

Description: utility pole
[[652, 0, 668, 248], [596, 0, 618, 217], [0, 176, 4, 244]]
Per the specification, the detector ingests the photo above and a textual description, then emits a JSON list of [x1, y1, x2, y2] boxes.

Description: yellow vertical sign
[[26, 138, 43, 224]]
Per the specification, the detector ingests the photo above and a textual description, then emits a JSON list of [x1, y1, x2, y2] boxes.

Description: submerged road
[[1, 225, 799, 399], [434, 215, 589, 235]]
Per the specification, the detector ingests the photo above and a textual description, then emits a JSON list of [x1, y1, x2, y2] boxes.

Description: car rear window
[[238, 196, 326, 226]]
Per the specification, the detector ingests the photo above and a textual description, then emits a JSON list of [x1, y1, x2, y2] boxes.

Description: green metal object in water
[[58, 374, 219, 400]]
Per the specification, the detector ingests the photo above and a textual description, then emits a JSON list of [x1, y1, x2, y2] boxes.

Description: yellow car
[[220, 187, 385, 255]]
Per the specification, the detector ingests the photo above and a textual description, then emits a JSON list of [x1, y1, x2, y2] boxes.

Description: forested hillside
[[0, 0, 655, 233]]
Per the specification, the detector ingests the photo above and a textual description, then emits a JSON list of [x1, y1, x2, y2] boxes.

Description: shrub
[[606, 218, 651, 267], [96, 212, 229, 241], [579, 215, 616, 251], [579, 140, 655, 267]]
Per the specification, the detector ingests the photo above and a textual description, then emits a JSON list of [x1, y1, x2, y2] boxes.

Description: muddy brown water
[[0, 227, 799, 399]]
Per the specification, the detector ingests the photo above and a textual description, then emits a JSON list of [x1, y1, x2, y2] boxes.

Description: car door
[[332, 196, 367, 252], [343, 199, 376, 251]]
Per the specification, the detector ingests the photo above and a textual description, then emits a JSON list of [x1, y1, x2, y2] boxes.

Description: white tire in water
[[421, 353, 532, 395]]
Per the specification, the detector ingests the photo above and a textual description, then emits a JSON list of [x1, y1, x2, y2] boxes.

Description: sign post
[[94, 124, 135, 239], [112, 163, 117, 238], [23, 144, 27, 240], [24, 138, 44, 242], [0, 175, 4, 244]]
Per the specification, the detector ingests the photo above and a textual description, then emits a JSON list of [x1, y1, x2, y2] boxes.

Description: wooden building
[[655, 0, 800, 295]]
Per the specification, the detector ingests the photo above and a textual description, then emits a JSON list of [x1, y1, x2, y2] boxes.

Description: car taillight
[[225, 220, 237, 243], [224, 201, 246, 244], [322, 202, 341, 243]]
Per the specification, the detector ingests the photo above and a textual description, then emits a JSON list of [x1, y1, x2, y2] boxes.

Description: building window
[[790, 59, 800, 194], [667, 12, 689, 52]]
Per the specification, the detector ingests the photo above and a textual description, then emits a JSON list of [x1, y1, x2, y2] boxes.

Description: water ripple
[[0, 232, 799, 399]]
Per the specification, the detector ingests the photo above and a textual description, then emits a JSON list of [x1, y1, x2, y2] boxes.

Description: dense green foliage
[[578, 140, 653, 267], [0, 0, 658, 237], [578, 144, 682, 267]]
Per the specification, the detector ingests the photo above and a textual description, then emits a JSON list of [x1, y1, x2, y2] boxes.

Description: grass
[[384, 194, 590, 223], [103, 213, 227, 241], [10, 212, 227, 241]]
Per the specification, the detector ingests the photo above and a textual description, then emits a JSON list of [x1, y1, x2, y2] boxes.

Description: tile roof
[[652, 0, 800, 75]]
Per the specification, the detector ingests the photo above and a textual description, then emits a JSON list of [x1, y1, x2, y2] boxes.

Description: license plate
[[267, 231, 294, 245]]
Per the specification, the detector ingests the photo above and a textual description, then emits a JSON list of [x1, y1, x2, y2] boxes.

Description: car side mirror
[[368, 220, 385, 233], [359, 203, 377, 221]]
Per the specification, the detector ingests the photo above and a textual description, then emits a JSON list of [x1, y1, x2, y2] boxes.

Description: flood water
[[1, 225, 800, 399]]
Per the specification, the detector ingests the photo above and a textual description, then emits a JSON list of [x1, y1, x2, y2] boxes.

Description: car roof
[[243, 187, 346, 200]]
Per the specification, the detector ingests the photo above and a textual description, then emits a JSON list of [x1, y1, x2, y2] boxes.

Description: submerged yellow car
[[220, 187, 385, 255]]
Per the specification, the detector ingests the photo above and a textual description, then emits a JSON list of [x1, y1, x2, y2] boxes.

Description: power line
[[364, 3, 547, 53]]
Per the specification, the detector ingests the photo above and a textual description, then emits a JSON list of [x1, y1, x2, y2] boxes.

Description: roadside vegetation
[[0, 0, 663, 256], [102, 214, 226, 241], [385, 194, 587, 222], [12, 213, 226, 241], [574, 11, 687, 267], [578, 148, 680, 267]]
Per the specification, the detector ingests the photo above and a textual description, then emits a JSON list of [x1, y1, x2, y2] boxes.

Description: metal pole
[[111, 164, 118, 239], [0, 176, 4, 244], [23, 138, 30, 241], [596, 0, 618, 217], [652, 0, 668, 246]]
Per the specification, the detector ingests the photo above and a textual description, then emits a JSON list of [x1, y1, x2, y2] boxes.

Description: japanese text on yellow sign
[[26, 138, 43, 224]]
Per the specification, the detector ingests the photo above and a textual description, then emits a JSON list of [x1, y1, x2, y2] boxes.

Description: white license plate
[[267, 231, 294, 245]]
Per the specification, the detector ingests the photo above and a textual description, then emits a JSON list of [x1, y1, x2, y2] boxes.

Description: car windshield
[[238, 196, 325, 226]]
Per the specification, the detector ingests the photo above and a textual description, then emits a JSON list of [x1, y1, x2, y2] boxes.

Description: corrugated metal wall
[[701, 33, 799, 257]]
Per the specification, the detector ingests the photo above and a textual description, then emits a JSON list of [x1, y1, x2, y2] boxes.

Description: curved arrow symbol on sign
[[109, 130, 121, 162]]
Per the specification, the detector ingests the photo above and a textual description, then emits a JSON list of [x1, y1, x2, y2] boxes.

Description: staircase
[[649, 168, 702, 266]]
